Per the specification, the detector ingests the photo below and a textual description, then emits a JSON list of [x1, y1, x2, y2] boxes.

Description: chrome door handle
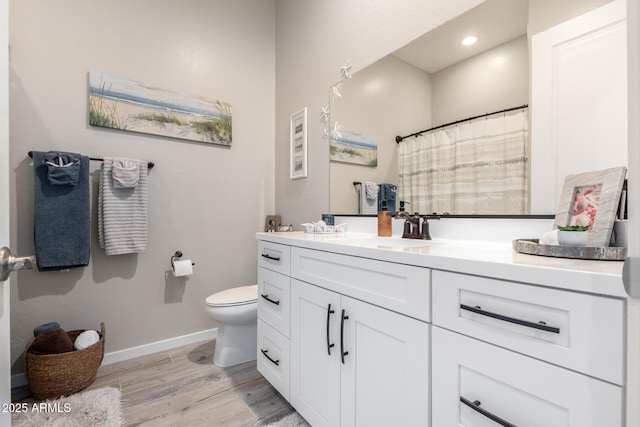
[[1, 247, 36, 282]]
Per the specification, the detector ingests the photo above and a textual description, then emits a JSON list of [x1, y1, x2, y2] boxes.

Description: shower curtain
[[397, 108, 528, 215]]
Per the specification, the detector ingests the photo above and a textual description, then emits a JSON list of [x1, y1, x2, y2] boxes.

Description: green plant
[[191, 101, 232, 144], [136, 113, 188, 127], [89, 82, 129, 130], [337, 146, 362, 157], [557, 225, 589, 232]]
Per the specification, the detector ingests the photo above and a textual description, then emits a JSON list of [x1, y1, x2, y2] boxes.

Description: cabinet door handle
[[460, 304, 560, 334], [340, 309, 349, 364], [327, 304, 335, 355], [261, 294, 280, 305], [261, 253, 281, 262], [261, 349, 280, 366], [460, 397, 517, 427]]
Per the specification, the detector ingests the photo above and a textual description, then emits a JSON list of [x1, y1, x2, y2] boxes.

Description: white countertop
[[256, 232, 626, 298]]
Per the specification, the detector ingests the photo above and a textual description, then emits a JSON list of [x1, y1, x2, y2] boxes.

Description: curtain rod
[[28, 151, 155, 169], [395, 104, 528, 144]]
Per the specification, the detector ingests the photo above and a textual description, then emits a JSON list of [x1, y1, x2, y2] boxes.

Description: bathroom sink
[[342, 237, 444, 249]]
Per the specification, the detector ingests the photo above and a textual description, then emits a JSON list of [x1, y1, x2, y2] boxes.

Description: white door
[[1, 0, 11, 422], [340, 296, 430, 427], [290, 280, 341, 427], [530, 0, 627, 214]]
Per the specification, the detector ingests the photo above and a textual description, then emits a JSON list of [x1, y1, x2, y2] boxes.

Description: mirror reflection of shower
[[329, 0, 529, 215]]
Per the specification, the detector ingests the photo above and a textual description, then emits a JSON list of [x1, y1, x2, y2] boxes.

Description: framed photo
[[290, 108, 308, 179], [553, 166, 627, 247], [264, 215, 281, 232]]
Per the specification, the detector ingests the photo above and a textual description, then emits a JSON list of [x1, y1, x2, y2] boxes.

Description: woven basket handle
[[99, 322, 105, 338]]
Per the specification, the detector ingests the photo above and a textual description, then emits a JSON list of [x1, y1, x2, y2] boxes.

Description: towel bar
[[28, 151, 154, 169]]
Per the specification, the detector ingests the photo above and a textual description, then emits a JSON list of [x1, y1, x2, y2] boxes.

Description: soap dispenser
[[378, 200, 392, 237]]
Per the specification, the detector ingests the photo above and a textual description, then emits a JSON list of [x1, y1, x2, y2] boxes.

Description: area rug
[[265, 411, 309, 426], [12, 386, 123, 427]]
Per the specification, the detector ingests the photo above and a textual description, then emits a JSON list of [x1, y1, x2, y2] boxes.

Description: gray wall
[[9, 0, 275, 374], [431, 36, 528, 126]]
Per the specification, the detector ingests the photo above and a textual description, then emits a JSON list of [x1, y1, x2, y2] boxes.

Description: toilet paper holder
[[171, 251, 195, 270]]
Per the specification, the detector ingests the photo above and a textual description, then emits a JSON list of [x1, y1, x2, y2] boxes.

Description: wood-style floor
[[12, 339, 299, 426]]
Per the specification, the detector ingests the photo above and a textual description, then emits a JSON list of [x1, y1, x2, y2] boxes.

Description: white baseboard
[[11, 327, 217, 390]]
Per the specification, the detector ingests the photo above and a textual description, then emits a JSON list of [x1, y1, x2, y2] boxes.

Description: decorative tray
[[512, 239, 626, 261], [303, 223, 347, 234]]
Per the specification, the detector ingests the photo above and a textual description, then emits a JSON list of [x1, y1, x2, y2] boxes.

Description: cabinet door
[[341, 296, 430, 427], [290, 279, 341, 427], [432, 326, 623, 427]]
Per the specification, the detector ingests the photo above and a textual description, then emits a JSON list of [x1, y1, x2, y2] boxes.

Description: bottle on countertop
[[378, 199, 392, 237]]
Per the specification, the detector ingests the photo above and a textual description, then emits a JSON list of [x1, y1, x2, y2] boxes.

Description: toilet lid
[[206, 285, 258, 307]]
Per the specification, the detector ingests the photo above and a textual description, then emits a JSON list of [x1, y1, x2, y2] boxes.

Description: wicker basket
[[25, 322, 105, 400]]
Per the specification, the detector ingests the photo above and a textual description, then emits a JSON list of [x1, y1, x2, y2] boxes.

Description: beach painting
[[330, 129, 377, 167], [89, 72, 232, 146]]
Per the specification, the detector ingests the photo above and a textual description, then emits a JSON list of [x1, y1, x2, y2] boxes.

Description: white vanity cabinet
[[432, 270, 624, 426], [288, 246, 431, 427], [291, 279, 430, 427], [257, 241, 292, 401], [256, 233, 627, 426], [432, 326, 623, 427]]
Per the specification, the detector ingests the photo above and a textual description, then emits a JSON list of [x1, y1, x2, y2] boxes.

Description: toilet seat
[[206, 285, 257, 307]]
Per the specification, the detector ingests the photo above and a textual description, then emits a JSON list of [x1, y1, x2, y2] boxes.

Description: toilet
[[205, 285, 258, 367]]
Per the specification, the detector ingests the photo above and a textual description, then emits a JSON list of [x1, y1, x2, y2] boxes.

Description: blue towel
[[378, 183, 397, 214], [33, 151, 90, 271], [33, 322, 61, 337]]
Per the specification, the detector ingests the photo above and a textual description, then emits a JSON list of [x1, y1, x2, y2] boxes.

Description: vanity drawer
[[258, 241, 291, 276], [258, 267, 290, 337], [257, 319, 290, 402], [432, 326, 622, 427], [432, 270, 624, 385], [291, 247, 430, 322]]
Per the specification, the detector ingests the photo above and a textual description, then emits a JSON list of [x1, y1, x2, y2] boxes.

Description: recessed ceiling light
[[461, 36, 478, 46]]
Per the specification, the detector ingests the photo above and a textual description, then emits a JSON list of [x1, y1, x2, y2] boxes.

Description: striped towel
[[356, 183, 378, 215], [99, 157, 148, 255]]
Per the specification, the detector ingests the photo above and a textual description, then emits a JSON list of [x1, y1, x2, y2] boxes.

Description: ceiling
[[392, 0, 529, 74]]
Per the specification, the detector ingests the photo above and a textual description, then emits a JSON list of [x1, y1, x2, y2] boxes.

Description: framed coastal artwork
[[329, 128, 377, 167], [553, 166, 627, 247], [290, 107, 308, 180], [89, 72, 232, 146]]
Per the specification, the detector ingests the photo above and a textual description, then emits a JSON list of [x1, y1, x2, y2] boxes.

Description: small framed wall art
[[553, 166, 627, 247], [290, 107, 308, 180]]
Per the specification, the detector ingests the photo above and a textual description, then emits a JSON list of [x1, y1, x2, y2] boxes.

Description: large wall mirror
[[329, 0, 619, 216]]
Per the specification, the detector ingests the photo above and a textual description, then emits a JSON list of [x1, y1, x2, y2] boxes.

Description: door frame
[[1, 0, 12, 421]]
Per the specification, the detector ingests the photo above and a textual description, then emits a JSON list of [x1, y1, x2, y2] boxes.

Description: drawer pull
[[261, 349, 280, 366], [460, 396, 517, 427], [261, 294, 280, 305], [460, 304, 560, 334], [327, 304, 335, 355], [261, 253, 281, 262], [340, 309, 349, 364]]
